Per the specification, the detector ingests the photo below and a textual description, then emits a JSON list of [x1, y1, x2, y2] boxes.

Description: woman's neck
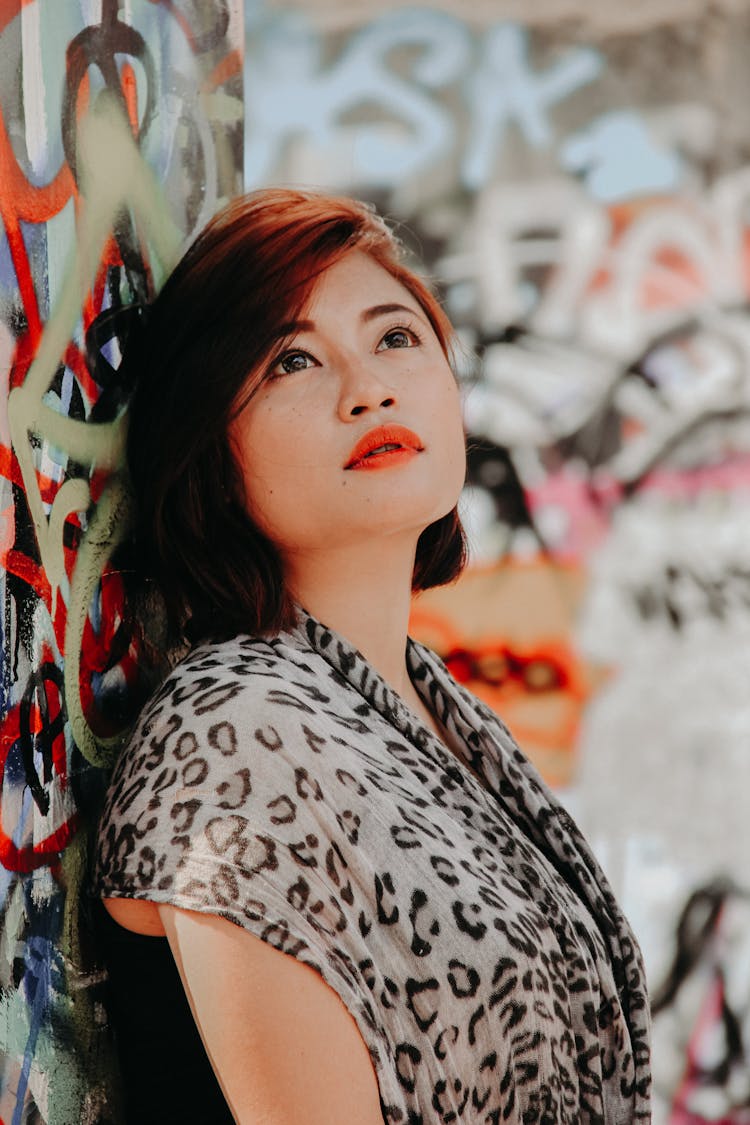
[[285, 536, 417, 698]]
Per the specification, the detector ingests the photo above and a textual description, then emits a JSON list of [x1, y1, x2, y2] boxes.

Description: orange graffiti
[[204, 48, 243, 93], [410, 557, 601, 788]]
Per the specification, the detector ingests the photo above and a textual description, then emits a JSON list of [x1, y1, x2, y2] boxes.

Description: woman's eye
[[378, 327, 418, 351], [272, 350, 315, 376]]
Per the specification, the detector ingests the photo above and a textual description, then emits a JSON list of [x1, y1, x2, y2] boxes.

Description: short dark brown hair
[[125, 188, 467, 643]]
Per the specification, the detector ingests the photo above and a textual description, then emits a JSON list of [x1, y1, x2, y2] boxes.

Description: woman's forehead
[[302, 249, 419, 316]]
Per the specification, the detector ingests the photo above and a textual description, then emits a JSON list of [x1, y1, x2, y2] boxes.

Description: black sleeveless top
[[95, 901, 232, 1123]]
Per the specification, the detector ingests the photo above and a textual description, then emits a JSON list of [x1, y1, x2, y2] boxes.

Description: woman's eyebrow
[[270, 318, 315, 341], [360, 302, 422, 323]]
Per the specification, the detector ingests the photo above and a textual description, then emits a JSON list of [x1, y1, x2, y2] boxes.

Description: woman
[[93, 188, 651, 1123]]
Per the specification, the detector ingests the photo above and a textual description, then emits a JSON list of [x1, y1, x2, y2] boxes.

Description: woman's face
[[229, 249, 466, 561]]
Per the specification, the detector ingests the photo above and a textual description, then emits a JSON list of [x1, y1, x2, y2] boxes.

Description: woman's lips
[[344, 424, 424, 470]]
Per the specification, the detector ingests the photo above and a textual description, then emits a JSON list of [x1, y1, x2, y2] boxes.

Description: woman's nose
[[336, 356, 397, 420]]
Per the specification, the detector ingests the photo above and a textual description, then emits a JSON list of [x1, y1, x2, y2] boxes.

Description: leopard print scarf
[[95, 609, 651, 1122]]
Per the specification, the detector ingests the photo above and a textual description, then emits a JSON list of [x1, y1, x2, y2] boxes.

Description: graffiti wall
[[243, 4, 750, 1119], [0, 1, 243, 1119], [2, 0, 748, 1117]]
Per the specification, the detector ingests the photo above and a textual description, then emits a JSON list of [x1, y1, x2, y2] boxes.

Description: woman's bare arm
[[157, 904, 384, 1125]]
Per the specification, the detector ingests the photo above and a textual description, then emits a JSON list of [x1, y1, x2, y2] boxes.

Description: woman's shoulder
[[136, 629, 336, 732], [101, 629, 352, 815], [94, 629, 352, 891], [157, 630, 298, 694]]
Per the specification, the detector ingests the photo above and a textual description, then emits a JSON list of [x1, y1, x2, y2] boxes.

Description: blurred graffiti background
[[0, 0, 242, 1119], [1, 0, 749, 1121], [244, 1, 750, 1120]]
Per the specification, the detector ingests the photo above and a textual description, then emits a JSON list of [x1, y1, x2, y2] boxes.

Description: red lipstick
[[344, 424, 424, 471]]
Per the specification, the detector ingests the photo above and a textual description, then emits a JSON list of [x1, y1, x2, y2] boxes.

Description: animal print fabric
[[94, 609, 651, 1123]]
